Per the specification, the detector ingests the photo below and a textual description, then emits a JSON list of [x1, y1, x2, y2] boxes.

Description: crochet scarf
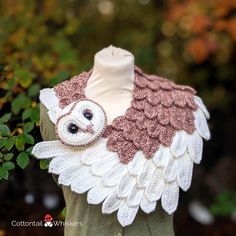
[[32, 66, 210, 227]]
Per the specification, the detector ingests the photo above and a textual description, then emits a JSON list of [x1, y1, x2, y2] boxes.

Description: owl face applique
[[33, 67, 210, 227], [56, 99, 107, 147]]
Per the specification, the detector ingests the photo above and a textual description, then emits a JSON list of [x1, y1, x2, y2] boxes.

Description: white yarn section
[[32, 94, 210, 227], [32, 140, 75, 159], [56, 100, 107, 146], [39, 88, 62, 124], [193, 96, 211, 140], [194, 96, 210, 119]]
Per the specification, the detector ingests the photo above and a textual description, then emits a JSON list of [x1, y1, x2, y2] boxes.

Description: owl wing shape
[[33, 88, 210, 227]]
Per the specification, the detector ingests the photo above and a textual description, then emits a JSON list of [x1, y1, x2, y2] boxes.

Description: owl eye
[[67, 123, 79, 134], [83, 109, 93, 120]]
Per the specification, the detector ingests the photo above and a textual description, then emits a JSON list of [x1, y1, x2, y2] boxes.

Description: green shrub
[[210, 190, 236, 217], [0, 1, 82, 179]]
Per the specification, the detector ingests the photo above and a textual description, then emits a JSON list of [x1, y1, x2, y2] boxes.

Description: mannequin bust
[[85, 45, 134, 124], [39, 46, 175, 236]]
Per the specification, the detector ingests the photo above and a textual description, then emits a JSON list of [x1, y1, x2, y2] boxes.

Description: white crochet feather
[[33, 94, 210, 227], [40, 88, 61, 124]]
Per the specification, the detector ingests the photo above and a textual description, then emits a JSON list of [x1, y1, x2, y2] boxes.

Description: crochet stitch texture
[[33, 66, 210, 227], [54, 66, 202, 163]]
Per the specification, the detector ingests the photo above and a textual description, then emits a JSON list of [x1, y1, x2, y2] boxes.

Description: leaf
[[16, 152, 29, 169], [5, 79, 16, 90], [23, 122, 34, 133], [22, 108, 32, 120], [0, 124, 10, 136], [209, 191, 236, 217], [11, 94, 31, 114], [15, 69, 34, 88], [0, 137, 7, 148], [30, 106, 39, 122], [15, 135, 25, 151], [57, 70, 70, 80], [26, 146, 33, 154], [40, 159, 50, 169], [49, 70, 71, 86], [2, 161, 15, 170], [0, 113, 11, 123], [4, 153, 14, 161], [23, 133, 34, 145], [28, 84, 40, 97], [5, 137, 15, 150], [0, 167, 9, 180], [60, 206, 67, 219]]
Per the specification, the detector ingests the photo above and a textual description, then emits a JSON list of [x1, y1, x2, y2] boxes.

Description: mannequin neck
[[85, 46, 135, 98], [85, 46, 135, 124]]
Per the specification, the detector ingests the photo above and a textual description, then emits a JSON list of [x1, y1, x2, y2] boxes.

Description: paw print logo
[[44, 214, 53, 227]]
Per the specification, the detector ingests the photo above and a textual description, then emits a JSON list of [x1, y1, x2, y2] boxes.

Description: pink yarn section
[[54, 67, 198, 164], [54, 71, 91, 108]]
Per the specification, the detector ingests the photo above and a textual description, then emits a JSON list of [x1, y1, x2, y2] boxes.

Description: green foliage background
[[0, 0, 235, 213]]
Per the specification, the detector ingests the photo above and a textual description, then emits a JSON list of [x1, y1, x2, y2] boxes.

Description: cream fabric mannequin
[[39, 46, 175, 235], [85, 45, 135, 124]]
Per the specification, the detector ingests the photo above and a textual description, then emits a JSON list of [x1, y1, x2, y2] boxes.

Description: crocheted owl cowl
[[33, 66, 210, 227]]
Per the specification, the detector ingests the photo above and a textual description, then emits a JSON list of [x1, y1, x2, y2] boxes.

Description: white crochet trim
[[33, 95, 210, 227], [39, 88, 62, 124]]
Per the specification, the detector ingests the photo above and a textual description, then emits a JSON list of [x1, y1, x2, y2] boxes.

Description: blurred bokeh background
[[0, 0, 236, 235]]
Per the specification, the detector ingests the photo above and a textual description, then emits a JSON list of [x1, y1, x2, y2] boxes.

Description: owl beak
[[73, 116, 94, 134], [85, 124, 94, 134], [79, 124, 94, 134], [76, 120, 94, 134]]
